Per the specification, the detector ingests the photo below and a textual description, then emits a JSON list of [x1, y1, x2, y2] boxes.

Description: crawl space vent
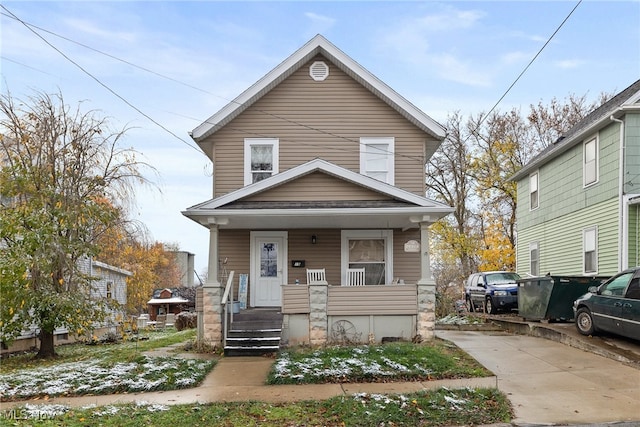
[[309, 61, 329, 81]]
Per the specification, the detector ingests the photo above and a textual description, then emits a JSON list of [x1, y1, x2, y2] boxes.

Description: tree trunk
[[37, 330, 56, 358]]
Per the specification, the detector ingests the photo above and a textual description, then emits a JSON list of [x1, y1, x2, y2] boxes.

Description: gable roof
[[511, 79, 640, 181], [182, 158, 453, 229], [190, 34, 445, 143]]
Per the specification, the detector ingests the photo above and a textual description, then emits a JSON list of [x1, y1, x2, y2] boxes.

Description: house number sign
[[404, 240, 420, 253]]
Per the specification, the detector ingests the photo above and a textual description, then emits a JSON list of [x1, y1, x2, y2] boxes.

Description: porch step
[[224, 308, 283, 356]]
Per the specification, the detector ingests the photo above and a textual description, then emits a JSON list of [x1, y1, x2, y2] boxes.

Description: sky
[[2, 1, 639, 278]]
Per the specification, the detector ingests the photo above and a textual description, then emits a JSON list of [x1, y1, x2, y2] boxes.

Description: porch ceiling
[[184, 206, 451, 230]]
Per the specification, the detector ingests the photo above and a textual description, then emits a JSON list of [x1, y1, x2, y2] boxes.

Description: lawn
[[0, 329, 216, 401], [4, 388, 512, 426], [268, 339, 491, 384], [1, 329, 513, 426]]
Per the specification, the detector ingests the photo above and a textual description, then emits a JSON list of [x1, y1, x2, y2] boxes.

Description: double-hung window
[[341, 230, 393, 285], [360, 137, 394, 185], [583, 136, 598, 187], [529, 242, 539, 276], [529, 172, 539, 210], [244, 138, 279, 185], [583, 226, 598, 274]]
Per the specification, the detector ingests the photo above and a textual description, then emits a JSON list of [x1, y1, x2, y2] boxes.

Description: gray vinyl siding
[[517, 122, 621, 232], [630, 204, 639, 267], [625, 113, 640, 193], [207, 54, 437, 198], [516, 198, 620, 277]]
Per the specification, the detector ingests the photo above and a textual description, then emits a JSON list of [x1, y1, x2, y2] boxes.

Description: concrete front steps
[[224, 308, 283, 356]]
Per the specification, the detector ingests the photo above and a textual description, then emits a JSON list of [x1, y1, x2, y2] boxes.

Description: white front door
[[250, 231, 287, 307]]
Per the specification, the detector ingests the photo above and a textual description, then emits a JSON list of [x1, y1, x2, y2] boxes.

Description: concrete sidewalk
[[0, 356, 496, 409], [437, 330, 640, 426]]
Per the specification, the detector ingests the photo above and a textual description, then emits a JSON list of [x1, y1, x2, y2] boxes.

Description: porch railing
[[221, 271, 236, 349]]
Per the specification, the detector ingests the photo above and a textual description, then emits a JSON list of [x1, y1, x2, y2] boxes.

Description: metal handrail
[[221, 271, 235, 349]]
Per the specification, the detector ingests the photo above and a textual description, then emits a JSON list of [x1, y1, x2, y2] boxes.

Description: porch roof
[[182, 159, 453, 229]]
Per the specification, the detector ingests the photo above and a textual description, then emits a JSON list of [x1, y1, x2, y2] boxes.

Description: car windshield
[[486, 272, 520, 285]]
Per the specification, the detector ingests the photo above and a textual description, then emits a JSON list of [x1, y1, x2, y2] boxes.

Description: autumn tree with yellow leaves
[[0, 91, 153, 358]]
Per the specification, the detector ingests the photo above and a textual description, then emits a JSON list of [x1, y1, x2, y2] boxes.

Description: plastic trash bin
[[517, 276, 605, 321]]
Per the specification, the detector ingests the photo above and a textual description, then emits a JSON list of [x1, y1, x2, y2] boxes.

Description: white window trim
[[359, 137, 395, 185], [529, 171, 539, 211], [244, 138, 279, 186], [583, 226, 598, 275], [341, 230, 393, 285], [529, 241, 539, 276], [583, 135, 599, 188]]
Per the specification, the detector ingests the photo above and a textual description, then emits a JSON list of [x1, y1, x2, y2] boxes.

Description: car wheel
[[466, 296, 475, 312], [485, 297, 497, 315], [575, 308, 595, 336]]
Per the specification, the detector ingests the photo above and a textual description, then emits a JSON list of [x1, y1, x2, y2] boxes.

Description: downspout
[[610, 115, 625, 270]]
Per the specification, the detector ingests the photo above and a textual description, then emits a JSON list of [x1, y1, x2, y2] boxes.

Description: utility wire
[[0, 5, 203, 155], [471, 0, 583, 133], [1, 9, 424, 163]]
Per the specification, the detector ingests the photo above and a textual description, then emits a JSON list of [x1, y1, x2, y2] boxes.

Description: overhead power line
[[0, 5, 203, 155]]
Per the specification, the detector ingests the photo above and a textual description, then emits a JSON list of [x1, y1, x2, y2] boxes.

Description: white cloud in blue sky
[[2, 1, 639, 275]]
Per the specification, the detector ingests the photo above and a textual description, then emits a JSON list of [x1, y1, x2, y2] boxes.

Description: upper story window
[[106, 281, 113, 299], [583, 226, 598, 274], [583, 136, 598, 187], [360, 137, 394, 185], [244, 138, 279, 185], [529, 171, 539, 210]]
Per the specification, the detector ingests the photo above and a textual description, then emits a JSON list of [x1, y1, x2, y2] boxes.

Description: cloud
[[304, 12, 336, 35], [553, 59, 585, 69]]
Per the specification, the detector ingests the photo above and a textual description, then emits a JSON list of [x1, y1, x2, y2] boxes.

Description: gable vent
[[309, 61, 329, 81]]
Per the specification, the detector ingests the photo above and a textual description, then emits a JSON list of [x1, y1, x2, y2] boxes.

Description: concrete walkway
[[437, 330, 640, 426]]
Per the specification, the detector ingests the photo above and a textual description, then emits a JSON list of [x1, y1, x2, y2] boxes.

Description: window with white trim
[[529, 171, 539, 210], [244, 138, 279, 185], [583, 226, 598, 274], [529, 241, 539, 276], [584, 136, 598, 187], [341, 230, 393, 285], [360, 137, 394, 184]]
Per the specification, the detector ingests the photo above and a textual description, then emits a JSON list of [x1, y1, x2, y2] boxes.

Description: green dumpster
[[517, 276, 605, 322]]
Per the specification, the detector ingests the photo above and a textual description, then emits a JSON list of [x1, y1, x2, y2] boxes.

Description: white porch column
[[416, 222, 436, 340], [198, 225, 223, 347]]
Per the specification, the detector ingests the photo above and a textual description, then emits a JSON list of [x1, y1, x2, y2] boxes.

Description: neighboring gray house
[[171, 250, 196, 287], [183, 35, 452, 347], [1, 258, 131, 354], [511, 79, 640, 278]]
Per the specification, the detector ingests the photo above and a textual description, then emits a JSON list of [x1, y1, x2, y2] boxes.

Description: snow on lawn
[[272, 345, 434, 383], [0, 356, 213, 400]]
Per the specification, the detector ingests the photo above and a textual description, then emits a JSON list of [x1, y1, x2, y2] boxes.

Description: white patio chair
[[306, 268, 326, 284], [345, 268, 366, 286]]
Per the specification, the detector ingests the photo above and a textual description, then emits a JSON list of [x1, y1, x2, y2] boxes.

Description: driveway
[[437, 330, 640, 425]]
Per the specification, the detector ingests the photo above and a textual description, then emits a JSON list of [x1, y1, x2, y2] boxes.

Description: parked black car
[[465, 271, 520, 314], [573, 267, 640, 341]]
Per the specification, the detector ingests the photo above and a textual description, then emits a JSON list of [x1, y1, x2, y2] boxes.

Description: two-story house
[[183, 35, 452, 348], [511, 79, 640, 279]]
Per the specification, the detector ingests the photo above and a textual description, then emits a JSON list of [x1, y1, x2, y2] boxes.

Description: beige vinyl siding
[[281, 285, 310, 314], [327, 285, 417, 315], [208, 54, 437, 197], [516, 198, 620, 276], [393, 229, 421, 284], [244, 171, 391, 202], [218, 230, 251, 301], [287, 229, 342, 285]]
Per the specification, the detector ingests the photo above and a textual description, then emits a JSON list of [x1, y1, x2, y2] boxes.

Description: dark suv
[[465, 271, 520, 314]]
